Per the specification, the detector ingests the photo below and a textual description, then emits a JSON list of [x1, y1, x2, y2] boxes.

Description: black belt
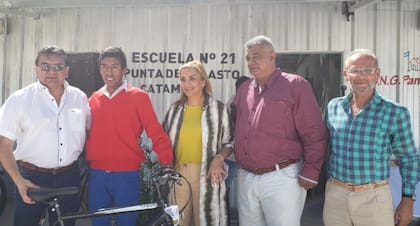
[[17, 160, 77, 174]]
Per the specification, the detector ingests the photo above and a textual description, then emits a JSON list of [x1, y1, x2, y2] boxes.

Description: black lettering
[[177, 53, 184, 64], [140, 69, 147, 78], [148, 85, 155, 93], [165, 69, 173, 78], [164, 69, 179, 78], [139, 84, 181, 93], [217, 70, 225, 79], [156, 69, 163, 78], [200, 53, 209, 63], [141, 52, 148, 63], [169, 52, 177, 64], [208, 70, 216, 79], [232, 70, 240, 79], [221, 53, 228, 64], [230, 53, 235, 64], [132, 52, 140, 63], [148, 69, 155, 78], [163, 84, 170, 93], [171, 84, 180, 93], [129, 68, 139, 78], [154, 84, 162, 92], [174, 69, 179, 78], [159, 52, 167, 63], [150, 52, 158, 63], [185, 53, 194, 63]]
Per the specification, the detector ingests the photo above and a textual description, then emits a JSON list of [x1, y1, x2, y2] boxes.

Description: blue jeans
[[88, 169, 141, 226], [14, 164, 81, 226], [224, 160, 238, 192]]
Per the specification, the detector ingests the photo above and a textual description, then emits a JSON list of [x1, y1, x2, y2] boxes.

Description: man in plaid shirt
[[323, 49, 418, 226]]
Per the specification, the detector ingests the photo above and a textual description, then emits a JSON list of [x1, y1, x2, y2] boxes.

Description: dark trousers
[[14, 164, 81, 226]]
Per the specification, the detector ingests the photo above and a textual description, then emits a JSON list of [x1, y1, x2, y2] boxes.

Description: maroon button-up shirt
[[232, 69, 328, 181]]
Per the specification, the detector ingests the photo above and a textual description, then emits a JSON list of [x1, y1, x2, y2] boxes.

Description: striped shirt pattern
[[326, 91, 418, 194]]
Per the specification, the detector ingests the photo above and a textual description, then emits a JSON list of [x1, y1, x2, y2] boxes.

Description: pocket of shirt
[[68, 108, 85, 132], [259, 99, 291, 134]]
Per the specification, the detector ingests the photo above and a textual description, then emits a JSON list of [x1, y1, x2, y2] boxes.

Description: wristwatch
[[402, 194, 416, 201]]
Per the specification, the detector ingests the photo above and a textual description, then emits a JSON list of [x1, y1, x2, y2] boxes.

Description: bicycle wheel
[[0, 175, 7, 216]]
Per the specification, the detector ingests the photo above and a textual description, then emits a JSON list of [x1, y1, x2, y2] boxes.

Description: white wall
[[0, 0, 419, 146]]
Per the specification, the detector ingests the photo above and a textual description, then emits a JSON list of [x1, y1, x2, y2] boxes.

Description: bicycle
[[28, 167, 190, 226]]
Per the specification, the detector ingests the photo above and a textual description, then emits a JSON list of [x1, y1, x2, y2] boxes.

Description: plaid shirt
[[326, 91, 418, 195]]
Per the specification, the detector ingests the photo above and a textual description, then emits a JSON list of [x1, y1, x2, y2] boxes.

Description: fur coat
[[163, 96, 233, 226]]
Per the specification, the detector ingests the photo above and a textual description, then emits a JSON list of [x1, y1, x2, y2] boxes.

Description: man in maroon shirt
[[232, 35, 328, 226]]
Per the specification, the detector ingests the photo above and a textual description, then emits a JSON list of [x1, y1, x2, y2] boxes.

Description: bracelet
[[214, 154, 224, 161], [402, 193, 416, 201]]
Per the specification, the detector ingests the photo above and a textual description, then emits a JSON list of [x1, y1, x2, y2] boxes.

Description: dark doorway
[[276, 53, 342, 198], [67, 53, 103, 97], [276, 53, 342, 116]]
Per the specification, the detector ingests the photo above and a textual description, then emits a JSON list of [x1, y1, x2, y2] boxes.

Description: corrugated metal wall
[[0, 0, 419, 147]]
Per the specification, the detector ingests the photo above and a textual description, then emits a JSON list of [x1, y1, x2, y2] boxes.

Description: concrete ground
[[1, 193, 325, 226]]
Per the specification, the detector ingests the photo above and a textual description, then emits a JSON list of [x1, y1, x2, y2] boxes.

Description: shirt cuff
[[299, 175, 318, 184]]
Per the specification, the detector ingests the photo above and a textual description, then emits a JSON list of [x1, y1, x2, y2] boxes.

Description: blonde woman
[[163, 60, 233, 226]]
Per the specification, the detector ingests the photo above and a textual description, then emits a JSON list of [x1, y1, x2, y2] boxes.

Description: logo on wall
[[377, 51, 419, 86], [403, 51, 420, 72]]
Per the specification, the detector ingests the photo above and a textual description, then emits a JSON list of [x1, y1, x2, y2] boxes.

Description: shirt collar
[[36, 80, 69, 91], [252, 68, 281, 91], [100, 80, 128, 99], [341, 89, 382, 108]]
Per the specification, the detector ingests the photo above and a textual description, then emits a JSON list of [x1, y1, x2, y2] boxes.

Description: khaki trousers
[[170, 163, 201, 226], [323, 179, 394, 226]]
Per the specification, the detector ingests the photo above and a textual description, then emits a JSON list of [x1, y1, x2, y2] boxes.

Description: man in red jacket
[[86, 46, 173, 226]]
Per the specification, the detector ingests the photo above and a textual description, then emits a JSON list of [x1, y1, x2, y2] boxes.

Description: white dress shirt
[[99, 80, 128, 99], [0, 81, 90, 168]]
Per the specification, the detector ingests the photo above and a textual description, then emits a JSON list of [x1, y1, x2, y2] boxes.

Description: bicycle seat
[[27, 187, 79, 202]]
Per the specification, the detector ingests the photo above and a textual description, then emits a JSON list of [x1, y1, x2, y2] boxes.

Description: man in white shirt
[[0, 46, 90, 226]]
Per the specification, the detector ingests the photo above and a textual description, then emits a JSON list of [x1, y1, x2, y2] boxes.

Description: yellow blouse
[[175, 105, 202, 166]]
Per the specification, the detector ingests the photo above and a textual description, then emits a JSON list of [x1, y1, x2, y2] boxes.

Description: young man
[[85, 46, 173, 226], [0, 46, 90, 226], [323, 49, 418, 226]]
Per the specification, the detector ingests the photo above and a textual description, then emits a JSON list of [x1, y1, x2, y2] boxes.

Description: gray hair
[[244, 35, 275, 51], [344, 49, 378, 70]]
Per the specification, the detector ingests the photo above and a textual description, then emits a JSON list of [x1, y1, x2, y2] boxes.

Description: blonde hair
[[175, 60, 213, 106]]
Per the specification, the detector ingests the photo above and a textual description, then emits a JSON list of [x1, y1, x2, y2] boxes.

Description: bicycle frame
[[39, 195, 167, 226], [28, 168, 184, 226]]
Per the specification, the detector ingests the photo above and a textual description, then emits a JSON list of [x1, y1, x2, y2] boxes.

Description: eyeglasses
[[347, 67, 377, 76], [38, 64, 66, 72]]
